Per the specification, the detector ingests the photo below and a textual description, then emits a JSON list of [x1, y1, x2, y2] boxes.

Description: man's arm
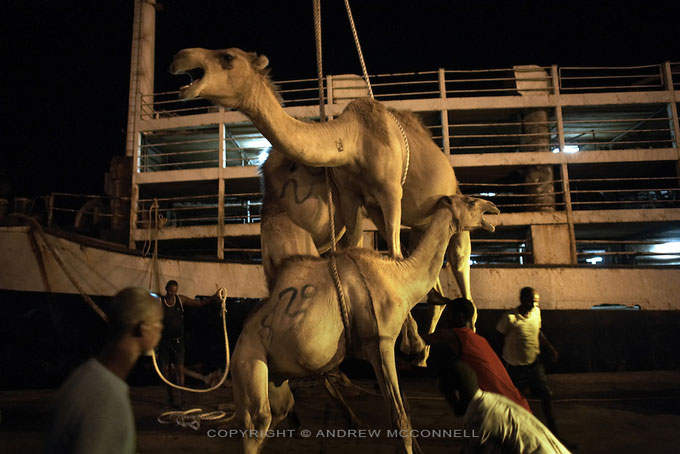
[[426, 288, 449, 305], [421, 329, 462, 359], [492, 314, 509, 357], [539, 330, 559, 362], [179, 292, 220, 307]]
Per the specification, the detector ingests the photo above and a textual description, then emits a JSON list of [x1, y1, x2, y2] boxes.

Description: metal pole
[[126, 0, 156, 249], [662, 62, 680, 179], [552, 65, 578, 264], [439, 68, 450, 155], [217, 123, 226, 259]]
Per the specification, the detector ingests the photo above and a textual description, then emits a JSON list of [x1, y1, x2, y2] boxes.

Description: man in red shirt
[[422, 296, 532, 412]]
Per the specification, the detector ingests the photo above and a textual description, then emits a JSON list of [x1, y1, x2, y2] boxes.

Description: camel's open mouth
[[170, 55, 206, 99], [175, 67, 205, 99], [481, 204, 500, 232]]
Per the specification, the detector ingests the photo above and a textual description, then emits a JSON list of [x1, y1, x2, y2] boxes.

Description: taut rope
[[343, 0, 411, 186], [315, 0, 353, 353], [343, 0, 373, 98]]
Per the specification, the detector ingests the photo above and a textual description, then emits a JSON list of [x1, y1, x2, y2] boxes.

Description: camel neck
[[401, 208, 455, 307], [239, 80, 351, 168]]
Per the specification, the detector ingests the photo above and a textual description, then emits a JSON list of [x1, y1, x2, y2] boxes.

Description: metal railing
[[129, 61, 680, 264], [569, 175, 679, 211], [577, 239, 680, 265], [558, 65, 665, 93], [448, 117, 558, 154], [135, 193, 262, 229], [140, 62, 679, 118]]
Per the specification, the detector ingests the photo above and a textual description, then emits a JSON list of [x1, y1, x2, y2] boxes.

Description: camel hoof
[[412, 358, 428, 368]]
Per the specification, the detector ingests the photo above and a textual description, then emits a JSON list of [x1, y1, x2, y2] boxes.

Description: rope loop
[[157, 408, 229, 430]]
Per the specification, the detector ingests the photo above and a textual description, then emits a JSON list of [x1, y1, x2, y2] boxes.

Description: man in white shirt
[[495, 287, 575, 450], [44, 287, 164, 454]]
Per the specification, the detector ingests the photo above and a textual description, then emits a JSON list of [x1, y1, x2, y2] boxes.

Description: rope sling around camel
[[314, 4, 424, 453], [314, 0, 415, 350]]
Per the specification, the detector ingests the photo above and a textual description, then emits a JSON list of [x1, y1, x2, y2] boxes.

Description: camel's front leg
[[412, 301, 445, 367], [232, 358, 272, 454], [376, 186, 404, 259], [366, 339, 413, 454], [448, 231, 478, 328], [448, 231, 472, 299]]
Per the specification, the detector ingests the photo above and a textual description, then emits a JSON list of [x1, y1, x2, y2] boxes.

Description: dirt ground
[[1, 370, 679, 453]]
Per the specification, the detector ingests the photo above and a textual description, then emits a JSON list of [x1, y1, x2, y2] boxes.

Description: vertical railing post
[[327, 75, 334, 106], [552, 64, 578, 264], [662, 62, 680, 179], [128, 183, 139, 249], [438, 68, 450, 154], [47, 194, 54, 227], [217, 123, 225, 260]]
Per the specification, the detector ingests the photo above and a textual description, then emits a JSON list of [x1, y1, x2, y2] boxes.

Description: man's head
[[438, 297, 476, 329], [438, 361, 479, 415], [165, 280, 179, 296], [519, 286, 540, 310], [107, 287, 163, 351]]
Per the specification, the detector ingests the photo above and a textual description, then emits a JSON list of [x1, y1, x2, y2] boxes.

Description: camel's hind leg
[[399, 312, 426, 356], [365, 338, 414, 454], [268, 380, 297, 430], [232, 358, 272, 454]]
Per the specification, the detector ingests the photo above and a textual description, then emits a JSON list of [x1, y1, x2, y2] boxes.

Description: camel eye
[[219, 53, 234, 69]]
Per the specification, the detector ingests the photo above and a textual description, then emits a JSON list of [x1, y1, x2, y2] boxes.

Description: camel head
[[439, 195, 499, 232], [170, 47, 271, 107]]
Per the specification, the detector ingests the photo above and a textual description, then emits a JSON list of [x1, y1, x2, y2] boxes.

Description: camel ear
[[252, 54, 270, 71]]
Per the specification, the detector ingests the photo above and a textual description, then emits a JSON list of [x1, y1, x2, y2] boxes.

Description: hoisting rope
[[313, 0, 326, 123], [343, 0, 373, 99], [339, 6, 421, 452], [315, 0, 352, 353], [343, 0, 411, 186]]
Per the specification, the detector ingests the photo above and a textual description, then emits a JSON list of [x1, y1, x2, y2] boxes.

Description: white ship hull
[[0, 225, 268, 299]]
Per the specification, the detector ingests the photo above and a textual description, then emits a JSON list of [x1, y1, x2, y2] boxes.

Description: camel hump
[[343, 98, 392, 145]]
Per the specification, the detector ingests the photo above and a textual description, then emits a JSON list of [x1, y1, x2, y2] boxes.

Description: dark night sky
[[2, 0, 679, 199]]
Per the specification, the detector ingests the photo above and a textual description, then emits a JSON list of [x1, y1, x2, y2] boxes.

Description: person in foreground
[[441, 361, 571, 454], [44, 287, 164, 454], [422, 296, 532, 412]]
